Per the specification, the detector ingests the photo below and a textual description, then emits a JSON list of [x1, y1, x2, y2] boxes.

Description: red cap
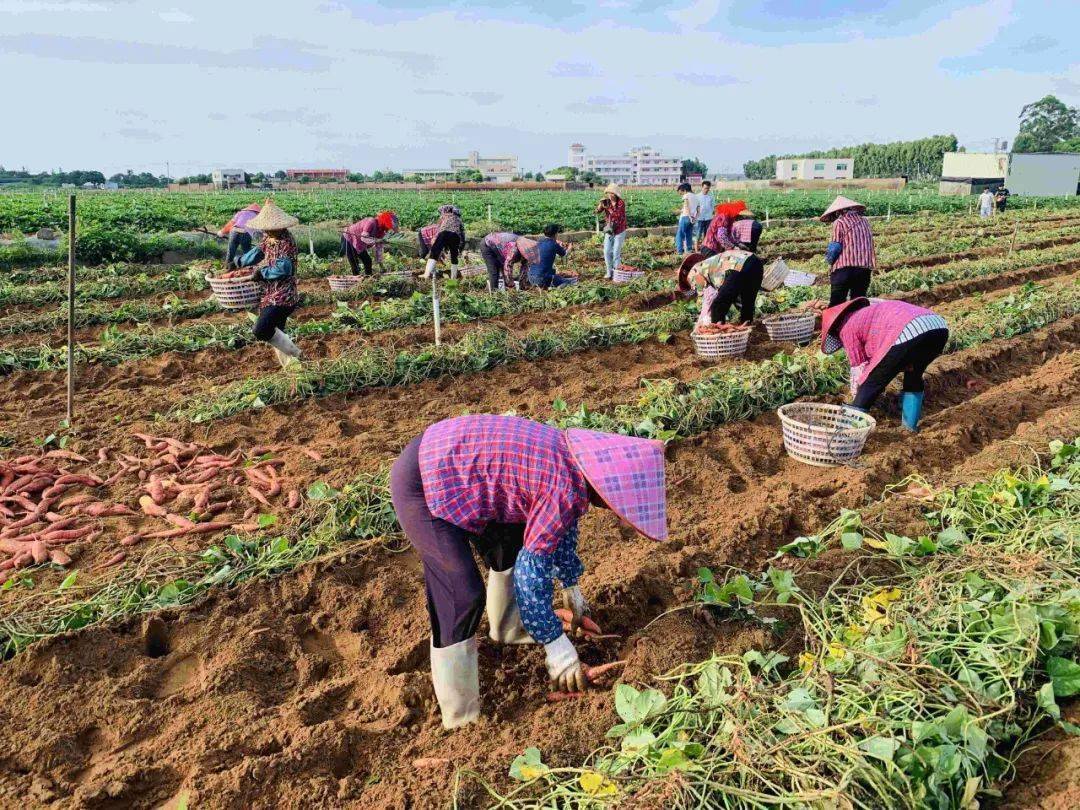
[[714, 200, 747, 219], [376, 210, 398, 232]]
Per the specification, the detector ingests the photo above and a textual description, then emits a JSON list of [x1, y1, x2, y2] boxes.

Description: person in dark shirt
[[527, 224, 577, 289], [994, 186, 1010, 214]]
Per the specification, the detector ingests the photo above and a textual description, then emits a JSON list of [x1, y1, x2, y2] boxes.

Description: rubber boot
[[486, 568, 534, 645], [450, 264, 459, 280], [424, 258, 437, 279], [268, 329, 302, 369], [429, 637, 480, 730], [900, 391, 924, 432]]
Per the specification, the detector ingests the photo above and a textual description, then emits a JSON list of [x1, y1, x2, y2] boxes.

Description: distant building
[[938, 152, 1008, 196], [775, 158, 854, 181], [286, 168, 349, 182], [402, 169, 456, 182], [568, 143, 681, 186], [212, 169, 246, 189], [1006, 153, 1080, 197], [449, 151, 518, 182]]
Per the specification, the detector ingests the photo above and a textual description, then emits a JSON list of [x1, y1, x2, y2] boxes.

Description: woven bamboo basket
[[458, 264, 487, 278], [205, 274, 259, 310], [762, 311, 816, 344], [691, 327, 752, 358], [778, 402, 876, 467], [328, 275, 365, 292], [761, 258, 789, 291], [381, 267, 414, 281], [613, 268, 645, 284]]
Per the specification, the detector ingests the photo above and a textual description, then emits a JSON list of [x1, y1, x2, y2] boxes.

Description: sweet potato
[[139, 495, 168, 517], [40, 526, 94, 542], [286, 490, 301, 509], [299, 448, 323, 462], [120, 533, 144, 546], [147, 478, 166, 505], [232, 522, 259, 533], [58, 492, 96, 510], [97, 447, 110, 464], [29, 540, 49, 564], [164, 513, 197, 529], [246, 486, 272, 508], [97, 551, 126, 569]]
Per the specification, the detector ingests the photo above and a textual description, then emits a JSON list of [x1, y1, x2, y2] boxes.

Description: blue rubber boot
[[900, 391, 924, 432]]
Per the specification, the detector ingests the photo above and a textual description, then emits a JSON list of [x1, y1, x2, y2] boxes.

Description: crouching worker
[[217, 202, 262, 269], [421, 205, 466, 279], [239, 201, 303, 369], [342, 211, 398, 275], [390, 414, 668, 729], [480, 231, 526, 292], [526, 224, 577, 289], [820, 298, 949, 432]]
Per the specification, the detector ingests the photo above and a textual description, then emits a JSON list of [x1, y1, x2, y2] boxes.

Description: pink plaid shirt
[[836, 300, 936, 383], [418, 415, 589, 556], [831, 210, 876, 270], [484, 232, 524, 276], [343, 217, 388, 262], [702, 216, 736, 253]]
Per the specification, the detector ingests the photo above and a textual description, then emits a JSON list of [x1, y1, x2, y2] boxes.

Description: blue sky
[[1, 0, 1076, 176]]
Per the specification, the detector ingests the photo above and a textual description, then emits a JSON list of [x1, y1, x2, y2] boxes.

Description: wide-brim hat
[[677, 252, 706, 292], [820, 297, 870, 352], [247, 199, 299, 231], [819, 196, 865, 222], [564, 429, 668, 542], [604, 184, 622, 198]]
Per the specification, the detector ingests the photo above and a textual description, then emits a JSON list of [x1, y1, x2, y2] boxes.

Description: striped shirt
[[831, 210, 876, 271], [894, 314, 948, 345], [731, 218, 761, 250]]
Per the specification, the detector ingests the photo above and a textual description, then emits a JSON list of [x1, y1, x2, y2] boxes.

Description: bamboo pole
[[66, 194, 76, 424], [1009, 219, 1019, 256], [432, 275, 442, 345]]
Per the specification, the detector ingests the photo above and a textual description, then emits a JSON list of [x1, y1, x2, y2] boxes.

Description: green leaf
[[1037, 682, 1061, 720], [306, 480, 339, 501], [509, 747, 547, 781], [615, 684, 666, 725], [1047, 656, 1080, 696], [656, 747, 692, 770], [841, 532, 864, 550], [256, 513, 278, 529], [621, 729, 656, 755], [697, 567, 714, 584], [58, 571, 78, 591], [858, 736, 900, 763]]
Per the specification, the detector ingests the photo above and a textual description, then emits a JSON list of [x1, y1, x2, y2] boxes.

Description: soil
[[0, 234, 1077, 807]]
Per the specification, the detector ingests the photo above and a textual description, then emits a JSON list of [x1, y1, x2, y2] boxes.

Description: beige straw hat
[[247, 199, 299, 231], [819, 196, 865, 222], [604, 183, 622, 198]]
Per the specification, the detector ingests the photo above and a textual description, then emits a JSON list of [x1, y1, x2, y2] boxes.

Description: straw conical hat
[[247, 199, 299, 231], [819, 196, 865, 222], [604, 183, 622, 197]]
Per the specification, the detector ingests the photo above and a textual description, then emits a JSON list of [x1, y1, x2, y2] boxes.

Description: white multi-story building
[[569, 144, 682, 186], [449, 151, 519, 182], [211, 169, 246, 189], [775, 158, 854, 181]]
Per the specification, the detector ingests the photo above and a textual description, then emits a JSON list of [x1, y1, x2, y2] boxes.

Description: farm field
[[0, 207, 1077, 808]]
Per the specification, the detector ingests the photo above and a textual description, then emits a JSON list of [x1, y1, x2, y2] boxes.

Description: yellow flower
[[799, 652, 816, 674], [579, 771, 618, 797]]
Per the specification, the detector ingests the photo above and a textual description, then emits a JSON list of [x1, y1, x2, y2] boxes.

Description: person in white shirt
[[978, 188, 994, 218], [676, 182, 697, 255], [696, 181, 715, 248]]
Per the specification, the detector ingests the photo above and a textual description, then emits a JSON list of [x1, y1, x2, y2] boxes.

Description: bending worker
[[389, 414, 667, 729], [217, 202, 262, 269], [421, 204, 467, 279], [821, 196, 876, 306], [692, 209, 764, 328], [699, 200, 746, 258], [479, 231, 527, 291], [341, 211, 399, 275], [820, 297, 949, 432], [242, 200, 303, 369]]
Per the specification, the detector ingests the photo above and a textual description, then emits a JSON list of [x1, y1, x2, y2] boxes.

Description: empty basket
[[778, 402, 876, 467], [691, 327, 752, 359], [761, 258, 790, 291], [328, 275, 365, 292], [613, 267, 645, 284], [459, 264, 487, 278], [762, 311, 816, 344], [206, 274, 260, 310]]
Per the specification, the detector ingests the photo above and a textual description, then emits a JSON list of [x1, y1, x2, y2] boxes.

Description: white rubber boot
[[486, 568, 535, 645], [269, 329, 302, 369], [424, 258, 437, 279], [450, 264, 459, 280], [429, 637, 480, 730]]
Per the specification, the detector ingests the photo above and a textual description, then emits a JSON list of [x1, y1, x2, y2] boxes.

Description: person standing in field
[[595, 184, 627, 280], [242, 200, 303, 369], [525, 224, 577, 289], [341, 211, 399, 276], [978, 188, 994, 218], [994, 186, 1010, 214], [675, 182, 697, 255], [389, 414, 668, 729], [821, 196, 876, 307], [421, 204, 467, 280], [217, 202, 262, 269], [479, 231, 527, 292], [820, 297, 948, 432], [695, 181, 715, 249]]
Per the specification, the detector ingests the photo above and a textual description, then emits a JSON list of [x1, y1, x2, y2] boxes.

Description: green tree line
[[743, 135, 959, 180]]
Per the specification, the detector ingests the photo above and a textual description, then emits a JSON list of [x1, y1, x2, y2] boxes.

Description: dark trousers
[[480, 242, 507, 290], [853, 329, 948, 410], [696, 219, 712, 243], [390, 436, 524, 648], [429, 231, 461, 264], [342, 236, 373, 275], [710, 265, 764, 325], [252, 305, 296, 341], [829, 266, 872, 306], [225, 230, 252, 269]]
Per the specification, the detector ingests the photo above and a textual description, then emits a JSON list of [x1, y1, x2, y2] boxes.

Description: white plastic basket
[[205, 274, 260, 310], [762, 311, 816, 344], [778, 402, 876, 467], [784, 270, 817, 287], [328, 275, 365, 292], [762, 257, 789, 291], [691, 327, 752, 358], [613, 268, 645, 284]]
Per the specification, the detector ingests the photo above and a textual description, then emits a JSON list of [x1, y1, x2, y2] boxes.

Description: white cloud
[[158, 8, 193, 23]]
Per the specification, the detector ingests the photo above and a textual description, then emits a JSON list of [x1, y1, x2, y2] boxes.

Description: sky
[[1, 0, 1077, 177]]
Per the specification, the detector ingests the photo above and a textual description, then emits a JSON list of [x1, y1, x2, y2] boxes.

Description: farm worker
[[994, 186, 1010, 214], [695, 180, 715, 248], [595, 184, 627, 280], [820, 297, 949, 432], [421, 204, 467, 280], [821, 196, 876, 307], [675, 182, 697, 256], [479, 231, 527, 291], [341, 211, 399, 276], [978, 188, 994, 218], [389, 414, 668, 729], [217, 202, 262, 269], [699, 200, 745, 258], [242, 200, 303, 369], [526, 224, 578, 289], [690, 210, 764, 328]]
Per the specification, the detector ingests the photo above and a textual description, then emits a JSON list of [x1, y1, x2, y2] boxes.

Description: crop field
[[0, 199, 1078, 808]]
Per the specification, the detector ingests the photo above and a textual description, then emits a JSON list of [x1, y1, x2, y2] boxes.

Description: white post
[[887, 204, 891, 222], [765, 207, 769, 228], [308, 235, 316, 257], [432, 275, 442, 346], [487, 204, 493, 224]]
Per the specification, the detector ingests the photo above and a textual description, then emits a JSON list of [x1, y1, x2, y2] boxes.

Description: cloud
[[158, 8, 193, 23], [463, 91, 502, 105], [674, 71, 739, 86], [0, 33, 334, 71], [251, 107, 330, 124], [207, 112, 228, 121], [551, 60, 600, 78], [116, 127, 162, 143], [351, 45, 437, 75], [1010, 34, 1057, 55], [566, 94, 635, 114]]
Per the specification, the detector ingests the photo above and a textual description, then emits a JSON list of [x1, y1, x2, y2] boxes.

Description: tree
[[1014, 95, 1080, 153], [274, 170, 287, 180], [1054, 136, 1080, 154], [545, 165, 578, 179], [579, 170, 603, 185], [681, 158, 708, 179], [742, 135, 958, 180], [454, 168, 484, 182]]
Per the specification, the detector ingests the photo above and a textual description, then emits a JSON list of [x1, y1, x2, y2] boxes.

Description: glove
[[544, 634, 587, 692], [561, 585, 590, 637], [825, 241, 843, 265]]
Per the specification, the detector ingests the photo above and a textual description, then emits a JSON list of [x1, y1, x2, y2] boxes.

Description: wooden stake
[[1009, 219, 1019, 255], [66, 194, 76, 424], [431, 275, 442, 345]]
